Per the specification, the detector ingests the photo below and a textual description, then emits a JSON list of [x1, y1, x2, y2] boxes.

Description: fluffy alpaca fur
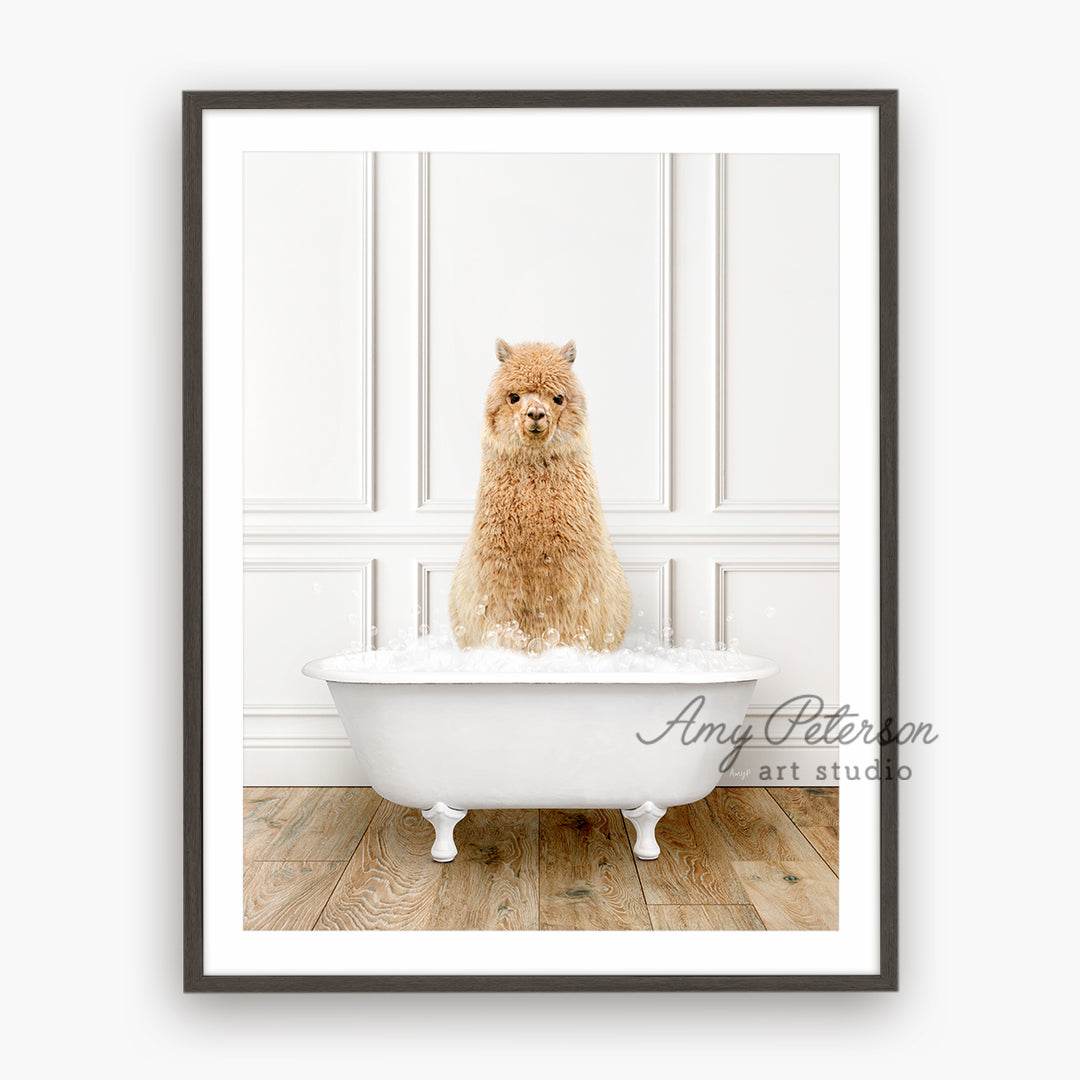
[[448, 339, 632, 651]]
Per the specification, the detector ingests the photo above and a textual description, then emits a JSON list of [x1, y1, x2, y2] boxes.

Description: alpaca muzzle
[[523, 399, 549, 435]]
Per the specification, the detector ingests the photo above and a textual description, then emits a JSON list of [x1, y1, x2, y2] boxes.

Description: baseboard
[[243, 716, 838, 788], [245, 744, 366, 786]]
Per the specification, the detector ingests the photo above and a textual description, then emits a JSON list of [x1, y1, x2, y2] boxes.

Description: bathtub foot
[[421, 802, 468, 862], [622, 801, 666, 860]]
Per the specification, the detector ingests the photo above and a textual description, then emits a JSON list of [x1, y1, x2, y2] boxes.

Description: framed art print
[[183, 90, 898, 991]]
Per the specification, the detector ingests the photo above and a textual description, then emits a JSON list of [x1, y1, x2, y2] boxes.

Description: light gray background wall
[[5, 0, 1074, 1074]]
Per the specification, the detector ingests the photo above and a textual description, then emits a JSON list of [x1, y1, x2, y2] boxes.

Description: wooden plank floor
[[243, 786, 839, 931]]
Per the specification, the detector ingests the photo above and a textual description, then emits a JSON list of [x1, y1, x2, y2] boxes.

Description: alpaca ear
[[561, 340, 576, 364], [495, 338, 512, 363]]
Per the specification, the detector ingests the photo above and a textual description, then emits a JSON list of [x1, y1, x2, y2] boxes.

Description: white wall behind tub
[[242, 151, 841, 785]]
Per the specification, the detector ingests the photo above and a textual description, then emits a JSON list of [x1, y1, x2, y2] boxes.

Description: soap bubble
[[325, 624, 757, 677], [476, 604, 486, 615], [726, 613, 735, 623], [764, 607, 776, 618], [546, 595, 553, 603], [636, 610, 645, 618]]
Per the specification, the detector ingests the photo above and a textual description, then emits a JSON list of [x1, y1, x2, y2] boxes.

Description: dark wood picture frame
[[183, 89, 898, 992]]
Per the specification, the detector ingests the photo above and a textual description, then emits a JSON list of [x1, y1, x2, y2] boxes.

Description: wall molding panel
[[416, 151, 673, 514], [713, 153, 728, 513], [244, 151, 375, 515], [621, 558, 673, 639], [713, 152, 840, 515], [243, 556, 375, 657], [415, 559, 460, 631], [601, 152, 672, 513], [244, 556, 376, 576], [411, 558, 673, 641], [714, 560, 840, 715]]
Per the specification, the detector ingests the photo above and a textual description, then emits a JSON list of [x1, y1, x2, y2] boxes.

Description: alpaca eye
[[553, 395, 564, 405], [509, 393, 520, 403]]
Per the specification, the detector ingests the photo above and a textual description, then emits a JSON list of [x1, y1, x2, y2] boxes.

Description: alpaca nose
[[526, 403, 546, 421]]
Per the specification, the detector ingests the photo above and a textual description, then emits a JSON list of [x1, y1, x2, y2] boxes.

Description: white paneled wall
[[243, 152, 840, 785]]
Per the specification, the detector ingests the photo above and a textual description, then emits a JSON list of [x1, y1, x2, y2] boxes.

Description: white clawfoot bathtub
[[302, 657, 778, 861]]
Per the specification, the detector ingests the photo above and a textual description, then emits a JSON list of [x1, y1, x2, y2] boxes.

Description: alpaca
[[448, 338, 632, 651]]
